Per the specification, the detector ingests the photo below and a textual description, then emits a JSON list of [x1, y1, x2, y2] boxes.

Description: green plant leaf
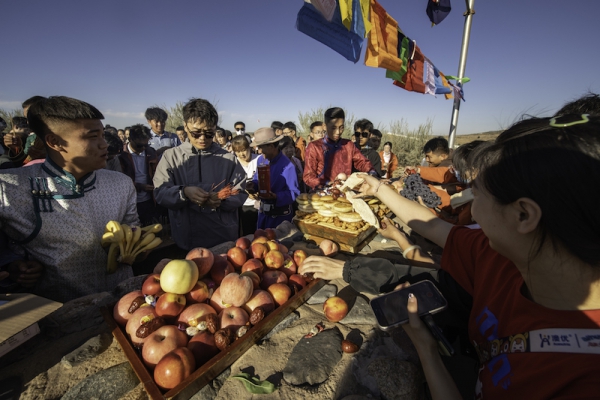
[[230, 373, 277, 394]]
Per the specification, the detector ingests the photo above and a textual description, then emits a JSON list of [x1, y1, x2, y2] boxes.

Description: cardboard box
[[0, 293, 62, 357]]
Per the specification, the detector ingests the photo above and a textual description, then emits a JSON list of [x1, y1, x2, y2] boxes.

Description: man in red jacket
[[303, 107, 375, 190]]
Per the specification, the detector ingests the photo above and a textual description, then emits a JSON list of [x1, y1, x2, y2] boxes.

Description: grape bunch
[[400, 174, 441, 208]]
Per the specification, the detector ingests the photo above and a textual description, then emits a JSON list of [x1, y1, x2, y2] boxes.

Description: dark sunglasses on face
[[354, 131, 370, 138], [188, 130, 215, 139]]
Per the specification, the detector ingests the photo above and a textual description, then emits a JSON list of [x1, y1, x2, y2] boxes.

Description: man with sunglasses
[[354, 119, 382, 177], [153, 98, 247, 250], [119, 124, 160, 225], [303, 107, 375, 190]]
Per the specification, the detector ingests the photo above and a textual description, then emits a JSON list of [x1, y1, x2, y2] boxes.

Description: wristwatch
[[179, 186, 188, 201]]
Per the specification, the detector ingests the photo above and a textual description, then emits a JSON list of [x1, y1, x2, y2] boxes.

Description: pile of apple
[[112, 228, 322, 391]]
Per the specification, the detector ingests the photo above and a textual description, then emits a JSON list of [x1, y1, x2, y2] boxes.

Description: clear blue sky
[[1, 0, 598, 136]]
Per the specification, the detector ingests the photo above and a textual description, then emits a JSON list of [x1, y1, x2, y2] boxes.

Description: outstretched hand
[[377, 216, 402, 240], [298, 256, 345, 281], [353, 173, 383, 198], [395, 282, 438, 353]]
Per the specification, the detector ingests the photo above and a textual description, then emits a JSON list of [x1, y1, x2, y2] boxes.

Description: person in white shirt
[[232, 135, 259, 236]]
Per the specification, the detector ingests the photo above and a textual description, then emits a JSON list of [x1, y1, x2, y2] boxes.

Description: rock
[[262, 312, 300, 340], [189, 368, 230, 400], [61, 362, 139, 400], [366, 357, 423, 400], [112, 275, 147, 299], [274, 220, 300, 241], [60, 333, 113, 368], [282, 327, 343, 385], [340, 296, 377, 325], [46, 292, 116, 335], [306, 284, 337, 305]]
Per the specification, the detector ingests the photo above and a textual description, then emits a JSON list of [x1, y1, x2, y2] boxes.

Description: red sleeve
[[351, 144, 374, 173], [389, 153, 399, 176], [303, 142, 324, 189], [440, 226, 490, 295], [420, 166, 456, 184]]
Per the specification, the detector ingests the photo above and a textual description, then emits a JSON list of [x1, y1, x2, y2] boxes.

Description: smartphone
[[370, 280, 447, 331]]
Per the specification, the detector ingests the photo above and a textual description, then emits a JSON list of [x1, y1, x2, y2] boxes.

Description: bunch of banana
[[102, 221, 163, 273]]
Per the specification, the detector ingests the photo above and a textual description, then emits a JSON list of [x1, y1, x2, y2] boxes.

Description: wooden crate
[[102, 278, 325, 400], [294, 218, 377, 254]]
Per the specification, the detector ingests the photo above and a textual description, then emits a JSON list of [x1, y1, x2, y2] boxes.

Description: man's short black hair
[[176, 125, 185, 131], [324, 107, 345, 124], [234, 121, 245, 128], [182, 98, 218, 127], [104, 126, 118, 136], [144, 107, 168, 122], [11, 116, 28, 128], [105, 132, 123, 155], [423, 137, 449, 155], [283, 122, 296, 132], [354, 119, 374, 133], [128, 123, 152, 142], [22, 96, 47, 110], [370, 129, 382, 138], [27, 96, 104, 143], [310, 121, 324, 131], [271, 121, 283, 131]]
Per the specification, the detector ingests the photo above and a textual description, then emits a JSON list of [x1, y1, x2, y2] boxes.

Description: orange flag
[[364, 0, 402, 71]]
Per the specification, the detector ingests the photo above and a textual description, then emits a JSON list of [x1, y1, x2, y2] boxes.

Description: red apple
[[251, 236, 269, 245], [177, 303, 217, 327], [185, 280, 211, 304], [239, 271, 260, 290], [236, 237, 251, 250], [153, 347, 196, 390], [254, 229, 268, 239], [250, 243, 269, 260], [323, 296, 348, 322], [265, 228, 277, 240], [210, 255, 234, 285], [268, 283, 292, 307], [200, 277, 217, 292], [260, 270, 288, 290], [126, 306, 158, 348], [227, 246, 247, 270], [288, 274, 307, 293], [264, 250, 285, 269], [155, 292, 186, 319], [319, 239, 339, 257], [241, 258, 264, 277], [142, 325, 188, 369], [219, 307, 249, 331], [113, 290, 144, 327], [187, 331, 219, 367], [278, 255, 297, 277], [293, 250, 308, 268], [278, 243, 289, 254], [142, 274, 162, 296], [186, 247, 215, 278], [209, 287, 225, 313], [243, 289, 275, 314], [219, 273, 254, 307], [153, 258, 172, 274]]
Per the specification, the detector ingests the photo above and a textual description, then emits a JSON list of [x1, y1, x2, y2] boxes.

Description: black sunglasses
[[354, 131, 370, 138], [188, 131, 215, 139]]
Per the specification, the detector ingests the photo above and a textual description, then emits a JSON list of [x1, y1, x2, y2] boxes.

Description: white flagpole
[[448, 0, 475, 148]]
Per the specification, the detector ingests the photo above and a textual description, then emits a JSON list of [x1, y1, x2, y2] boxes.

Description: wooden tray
[[294, 218, 377, 253], [102, 278, 325, 400]]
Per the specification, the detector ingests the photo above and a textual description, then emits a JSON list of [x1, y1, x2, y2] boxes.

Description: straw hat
[[250, 127, 285, 147]]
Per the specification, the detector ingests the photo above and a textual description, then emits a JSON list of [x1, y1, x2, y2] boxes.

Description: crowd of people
[[1, 92, 599, 398]]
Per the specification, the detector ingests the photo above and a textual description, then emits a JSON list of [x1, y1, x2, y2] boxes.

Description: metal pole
[[448, 0, 475, 148]]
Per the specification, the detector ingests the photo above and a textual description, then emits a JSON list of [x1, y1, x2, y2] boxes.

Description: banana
[[141, 223, 162, 236], [122, 224, 133, 254], [133, 237, 162, 258], [101, 232, 117, 247], [106, 242, 120, 274], [131, 232, 155, 256], [130, 226, 142, 253]]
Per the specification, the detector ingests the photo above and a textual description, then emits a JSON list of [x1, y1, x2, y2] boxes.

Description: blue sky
[[1, 0, 599, 136]]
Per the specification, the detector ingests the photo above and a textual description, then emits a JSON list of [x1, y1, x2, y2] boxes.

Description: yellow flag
[[339, 0, 353, 30], [360, 0, 372, 37]]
